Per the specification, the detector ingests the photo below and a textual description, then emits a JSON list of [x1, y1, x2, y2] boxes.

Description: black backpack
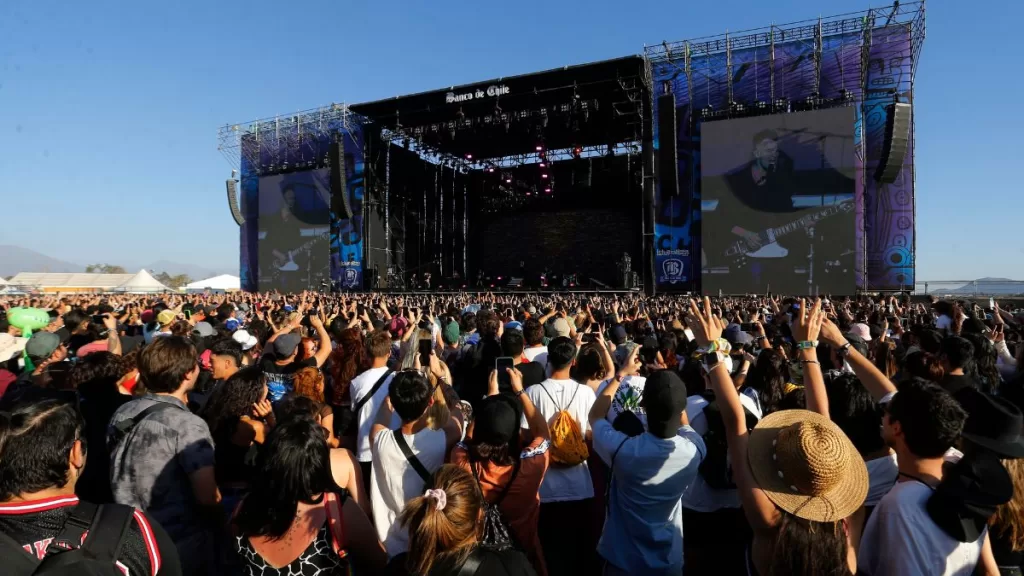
[[698, 391, 759, 490], [0, 501, 136, 576], [470, 456, 522, 551]]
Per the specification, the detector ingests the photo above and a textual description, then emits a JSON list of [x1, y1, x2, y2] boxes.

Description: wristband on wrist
[[836, 342, 852, 357], [795, 340, 818, 350]]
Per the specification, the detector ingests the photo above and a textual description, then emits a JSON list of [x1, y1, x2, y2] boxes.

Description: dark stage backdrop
[[700, 108, 857, 295], [474, 209, 638, 286], [256, 170, 332, 292]]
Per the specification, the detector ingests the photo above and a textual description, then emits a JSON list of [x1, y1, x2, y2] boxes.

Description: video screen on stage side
[[476, 209, 638, 286], [700, 108, 857, 295], [258, 170, 332, 292]]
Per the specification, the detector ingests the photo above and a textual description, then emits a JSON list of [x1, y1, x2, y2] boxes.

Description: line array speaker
[[330, 137, 353, 219], [874, 102, 911, 183], [656, 94, 680, 198], [225, 179, 244, 226]]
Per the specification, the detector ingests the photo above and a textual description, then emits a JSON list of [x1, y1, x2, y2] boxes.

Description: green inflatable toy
[[6, 307, 51, 337]]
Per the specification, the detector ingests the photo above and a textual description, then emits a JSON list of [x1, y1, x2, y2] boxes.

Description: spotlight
[[573, 146, 582, 159], [488, 167, 495, 173], [539, 162, 546, 168], [544, 187, 552, 193], [506, 177, 512, 183], [465, 153, 473, 160], [535, 145, 543, 152], [541, 174, 549, 179]]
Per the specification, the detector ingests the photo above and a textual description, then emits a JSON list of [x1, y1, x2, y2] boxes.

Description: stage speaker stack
[[330, 137, 354, 219], [656, 94, 680, 198], [874, 102, 911, 184], [225, 178, 244, 226]]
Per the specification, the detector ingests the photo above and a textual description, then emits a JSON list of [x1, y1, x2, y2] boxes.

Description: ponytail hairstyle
[[399, 464, 483, 576]]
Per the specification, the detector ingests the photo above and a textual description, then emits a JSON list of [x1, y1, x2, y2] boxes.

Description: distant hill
[[142, 260, 230, 282], [944, 278, 1024, 296], [0, 245, 84, 277]]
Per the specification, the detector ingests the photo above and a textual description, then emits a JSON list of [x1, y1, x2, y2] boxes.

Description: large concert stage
[[219, 2, 924, 296]]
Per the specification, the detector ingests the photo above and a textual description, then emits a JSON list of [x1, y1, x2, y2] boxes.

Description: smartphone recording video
[[495, 357, 515, 391]]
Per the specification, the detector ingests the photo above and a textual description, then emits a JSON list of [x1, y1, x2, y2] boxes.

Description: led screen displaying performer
[[701, 108, 857, 295], [257, 170, 332, 292]]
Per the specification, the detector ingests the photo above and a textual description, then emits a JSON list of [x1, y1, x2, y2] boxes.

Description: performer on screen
[[705, 127, 854, 294], [261, 184, 328, 292]]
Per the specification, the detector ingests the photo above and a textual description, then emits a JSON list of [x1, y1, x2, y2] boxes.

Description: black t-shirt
[[76, 389, 132, 504], [386, 547, 537, 576], [260, 355, 318, 403], [515, 361, 545, 389], [940, 374, 979, 406], [0, 496, 181, 576]]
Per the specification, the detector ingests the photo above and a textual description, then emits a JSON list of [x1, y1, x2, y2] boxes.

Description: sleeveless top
[[234, 492, 353, 576]]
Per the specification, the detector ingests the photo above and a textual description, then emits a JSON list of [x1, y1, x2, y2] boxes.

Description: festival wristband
[[795, 340, 818, 350]]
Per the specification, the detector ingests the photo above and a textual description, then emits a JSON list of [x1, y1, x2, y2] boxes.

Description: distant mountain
[[142, 260, 231, 281], [0, 245, 83, 277], [944, 278, 1024, 296]]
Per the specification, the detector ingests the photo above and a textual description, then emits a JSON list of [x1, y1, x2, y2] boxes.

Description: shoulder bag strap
[[324, 492, 349, 558], [605, 437, 631, 513], [492, 458, 521, 507], [47, 500, 98, 555], [538, 384, 561, 411], [79, 503, 135, 564], [112, 402, 174, 437], [353, 370, 392, 415], [0, 529, 40, 572], [393, 429, 431, 483], [457, 548, 485, 576]]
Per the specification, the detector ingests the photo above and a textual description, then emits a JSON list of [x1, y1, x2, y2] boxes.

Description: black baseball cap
[[641, 370, 688, 438], [473, 396, 518, 446]]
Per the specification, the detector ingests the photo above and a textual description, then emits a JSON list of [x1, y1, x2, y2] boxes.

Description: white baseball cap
[[232, 329, 258, 351], [0, 334, 28, 363]]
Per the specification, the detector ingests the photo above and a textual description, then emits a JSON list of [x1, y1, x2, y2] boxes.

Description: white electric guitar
[[723, 200, 853, 268]]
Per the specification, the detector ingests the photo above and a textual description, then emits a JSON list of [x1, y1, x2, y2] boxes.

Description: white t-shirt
[[864, 453, 899, 507], [521, 378, 596, 502], [349, 367, 399, 462], [524, 345, 548, 366], [858, 480, 984, 576], [370, 427, 447, 557], [596, 375, 647, 427]]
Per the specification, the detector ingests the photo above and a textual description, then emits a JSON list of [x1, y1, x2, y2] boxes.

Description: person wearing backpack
[[520, 336, 596, 576], [350, 330, 398, 489], [451, 367, 551, 576], [589, 354, 706, 576], [369, 367, 464, 557], [0, 397, 182, 576]]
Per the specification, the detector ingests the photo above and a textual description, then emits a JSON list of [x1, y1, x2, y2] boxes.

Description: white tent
[[185, 274, 240, 293], [115, 269, 171, 293]]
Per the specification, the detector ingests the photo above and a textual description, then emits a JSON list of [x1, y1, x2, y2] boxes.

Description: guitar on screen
[[723, 200, 854, 268]]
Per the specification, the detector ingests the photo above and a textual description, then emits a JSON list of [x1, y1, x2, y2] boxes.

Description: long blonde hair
[[399, 465, 483, 575], [400, 330, 450, 430], [991, 458, 1024, 551]]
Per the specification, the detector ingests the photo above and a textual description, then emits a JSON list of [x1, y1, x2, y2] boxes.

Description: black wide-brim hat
[[960, 391, 1024, 459]]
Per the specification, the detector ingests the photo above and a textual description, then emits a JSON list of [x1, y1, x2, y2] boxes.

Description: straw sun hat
[[748, 409, 868, 523]]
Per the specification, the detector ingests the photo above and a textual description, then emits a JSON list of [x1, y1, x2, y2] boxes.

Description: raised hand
[[686, 297, 725, 348], [791, 298, 824, 343]]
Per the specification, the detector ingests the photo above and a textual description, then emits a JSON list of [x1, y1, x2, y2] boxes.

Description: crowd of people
[[0, 289, 1022, 575]]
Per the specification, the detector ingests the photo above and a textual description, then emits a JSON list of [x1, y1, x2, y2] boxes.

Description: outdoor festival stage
[[219, 2, 924, 297]]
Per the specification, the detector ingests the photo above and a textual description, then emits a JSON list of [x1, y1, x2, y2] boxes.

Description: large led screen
[[257, 169, 332, 292], [700, 108, 857, 295]]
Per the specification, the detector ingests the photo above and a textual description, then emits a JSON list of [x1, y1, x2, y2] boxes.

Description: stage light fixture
[[544, 187, 552, 193], [541, 173, 549, 179], [465, 153, 473, 160], [573, 146, 582, 159], [535, 145, 543, 152], [539, 162, 546, 168]]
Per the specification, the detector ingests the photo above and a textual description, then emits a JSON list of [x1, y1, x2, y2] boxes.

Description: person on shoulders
[[0, 398, 182, 576], [260, 312, 332, 403]]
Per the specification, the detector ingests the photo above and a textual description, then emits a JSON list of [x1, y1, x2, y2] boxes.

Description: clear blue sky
[[1, 0, 1019, 280]]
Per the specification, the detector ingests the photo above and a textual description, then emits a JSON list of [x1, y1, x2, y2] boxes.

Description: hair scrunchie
[[423, 488, 447, 511]]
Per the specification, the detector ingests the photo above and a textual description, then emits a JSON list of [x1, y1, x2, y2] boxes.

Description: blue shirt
[[593, 419, 706, 574]]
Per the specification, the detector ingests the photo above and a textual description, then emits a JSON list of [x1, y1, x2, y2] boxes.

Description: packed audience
[[0, 290, 1022, 575]]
